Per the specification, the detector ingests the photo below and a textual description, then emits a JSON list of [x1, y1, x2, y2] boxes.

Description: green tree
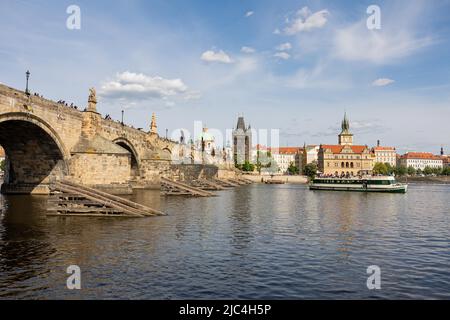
[[385, 163, 395, 175], [442, 167, 450, 176], [241, 161, 255, 172], [256, 151, 273, 174], [394, 165, 407, 176], [423, 166, 433, 175], [304, 163, 318, 179], [287, 162, 299, 175], [373, 162, 388, 175], [407, 166, 416, 176]]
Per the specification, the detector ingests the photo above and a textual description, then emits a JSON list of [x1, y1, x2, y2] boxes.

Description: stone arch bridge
[[0, 84, 179, 194]]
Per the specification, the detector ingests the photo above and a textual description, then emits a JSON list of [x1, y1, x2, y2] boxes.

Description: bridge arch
[[112, 137, 141, 177], [0, 112, 70, 193]]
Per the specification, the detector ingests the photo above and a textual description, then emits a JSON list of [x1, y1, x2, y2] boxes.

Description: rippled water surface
[[0, 183, 449, 299]]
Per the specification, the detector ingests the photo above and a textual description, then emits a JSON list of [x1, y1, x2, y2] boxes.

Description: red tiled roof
[[320, 144, 369, 154], [255, 144, 268, 151], [255, 145, 303, 154], [0, 147, 4, 157], [269, 147, 303, 154], [401, 152, 442, 160], [277, 147, 303, 154], [373, 146, 396, 151]]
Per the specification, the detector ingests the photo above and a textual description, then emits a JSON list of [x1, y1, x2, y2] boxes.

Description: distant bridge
[[0, 84, 178, 194]]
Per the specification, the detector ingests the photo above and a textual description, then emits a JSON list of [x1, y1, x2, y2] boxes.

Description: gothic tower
[[232, 116, 252, 165], [338, 112, 353, 146]]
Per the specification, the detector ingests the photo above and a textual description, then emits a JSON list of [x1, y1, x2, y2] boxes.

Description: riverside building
[[398, 152, 443, 170], [318, 113, 375, 176]]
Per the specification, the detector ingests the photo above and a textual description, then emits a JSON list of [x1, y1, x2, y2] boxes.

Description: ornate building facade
[[318, 114, 375, 176]]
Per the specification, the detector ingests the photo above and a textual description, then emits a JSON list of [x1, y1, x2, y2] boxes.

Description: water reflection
[[0, 184, 449, 299]]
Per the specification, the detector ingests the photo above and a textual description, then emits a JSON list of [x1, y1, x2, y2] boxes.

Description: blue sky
[[1, 0, 450, 153]]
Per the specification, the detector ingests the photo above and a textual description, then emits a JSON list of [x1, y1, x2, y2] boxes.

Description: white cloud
[[183, 90, 202, 100], [273, 28, 281, 35], [276, 42, 292, 51], [99, 71, 195, 102], [283, 60, 353, 90], [274, 52, 290, 60], [201, 50, 234, 64], [372, 78, 395, 87], [334, 20, 434, 64], [283, 7, 329, 35], [297, 7, 312, 18], [241, 46, 255, 54], [245, 11, 254, 17]]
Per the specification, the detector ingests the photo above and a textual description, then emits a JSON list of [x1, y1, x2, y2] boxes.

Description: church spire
[[338, 112, 353, 145], [341, 112, 350, 133]]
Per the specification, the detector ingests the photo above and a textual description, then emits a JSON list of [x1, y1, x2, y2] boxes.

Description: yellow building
[[318, 114, 375, 176]]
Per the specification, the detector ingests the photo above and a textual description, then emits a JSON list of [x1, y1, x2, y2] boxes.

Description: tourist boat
[[309, 176, 407, 193]]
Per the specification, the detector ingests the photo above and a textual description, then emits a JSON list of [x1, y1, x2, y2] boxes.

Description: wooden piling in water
[[160, 177, 215, 197], [48, 180, 165, 217]]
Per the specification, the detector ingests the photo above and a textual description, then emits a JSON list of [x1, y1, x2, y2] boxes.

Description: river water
[[0, 183, 449, 299]]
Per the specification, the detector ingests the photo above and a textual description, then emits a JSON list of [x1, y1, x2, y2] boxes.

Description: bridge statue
[[87, 87, 97, 112]]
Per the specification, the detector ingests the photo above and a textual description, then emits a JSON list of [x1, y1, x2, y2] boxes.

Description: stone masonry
[[0, 83, 178, 194]]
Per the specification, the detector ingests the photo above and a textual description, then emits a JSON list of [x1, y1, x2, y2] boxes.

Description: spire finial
[[341, 111, 350, 133]]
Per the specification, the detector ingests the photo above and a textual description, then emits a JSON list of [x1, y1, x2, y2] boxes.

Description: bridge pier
[[0, 84, 181, 195]]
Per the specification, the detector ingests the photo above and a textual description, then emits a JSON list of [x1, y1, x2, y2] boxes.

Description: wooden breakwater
[[48, 180, 165, 217], [161, 176, 253, 196], [47, 175, 254, 217]]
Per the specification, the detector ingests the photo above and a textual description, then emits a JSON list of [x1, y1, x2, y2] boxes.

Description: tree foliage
[[287, 162, 299, 175], [373, 162, 395, 175], [373, 162, 388, 175], [240, 161, 255, 172], [394, 165, 407, 176], [304, 163, 318, 179], [442, 166, 450, 175], [256, 151, 279, 174], [407, 166, 416, 176]]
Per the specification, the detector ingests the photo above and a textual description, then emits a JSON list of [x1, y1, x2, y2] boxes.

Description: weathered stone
[[0, 84, 178, 194]]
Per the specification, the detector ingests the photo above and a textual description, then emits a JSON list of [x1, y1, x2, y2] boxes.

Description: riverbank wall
[[243, 175, 308, 184], [397, 176, 450, 184]]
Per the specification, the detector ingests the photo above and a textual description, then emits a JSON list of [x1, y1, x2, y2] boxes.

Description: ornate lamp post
[[25, 70, 30, 95], [121, 110, 124, 125]]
